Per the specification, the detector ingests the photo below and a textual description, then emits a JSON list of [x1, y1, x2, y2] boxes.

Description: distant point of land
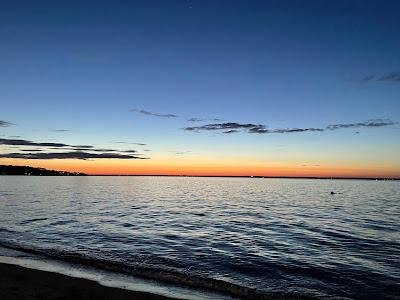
[[0, 165, 86, 176]]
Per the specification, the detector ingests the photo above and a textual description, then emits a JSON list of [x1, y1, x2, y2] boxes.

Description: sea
[[0, 176, 399, 299]]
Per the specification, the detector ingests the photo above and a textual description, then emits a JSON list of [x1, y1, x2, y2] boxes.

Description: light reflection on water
[[0, 176, 399, 299]]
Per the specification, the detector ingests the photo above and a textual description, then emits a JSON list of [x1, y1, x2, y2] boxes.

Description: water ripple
[[0, 177, 399, 299]]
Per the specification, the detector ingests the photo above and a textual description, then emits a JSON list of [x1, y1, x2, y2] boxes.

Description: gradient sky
[[1, 0, 399, 177]]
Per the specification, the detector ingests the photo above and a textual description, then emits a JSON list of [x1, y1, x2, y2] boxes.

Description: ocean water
[[0, 176, 399, 299]]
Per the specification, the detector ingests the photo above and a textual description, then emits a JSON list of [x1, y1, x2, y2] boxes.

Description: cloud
[[268, 128, 324, 134], [183, 119, 397, 135], [188, 117, 203, 122], [0, 137, 149, 160], [223, 130, 240, 134], [0, 120, 14, 127], [0, 138, 94, 149], [361, 72, 400, 83], [326, 119, 397, 130], [187, 117, 222, 122], [70, 148, 117, 152], [361, 75, 375, 83], [114, 142, 147, 146], [0, 151, 146, 160], [51, 129, 70, 132], [169, 150, 191, 155], [0, 138, 71, 148], [378, 72, 400, 83], [184, 122, 267, 133], [130, 108, 177, 118]]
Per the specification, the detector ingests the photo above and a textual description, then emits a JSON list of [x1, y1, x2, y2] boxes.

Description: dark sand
[[0, 262, 179, 300]]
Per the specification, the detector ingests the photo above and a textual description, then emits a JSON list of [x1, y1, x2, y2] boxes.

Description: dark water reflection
[[0, 177, 399, 299]]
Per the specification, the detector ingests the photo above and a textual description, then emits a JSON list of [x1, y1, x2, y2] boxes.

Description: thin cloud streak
[[378, 72, 400, 83], [130, 108, 177, 118], [0, 120, 14, 127], [0, 138, 94, 149], [114, 142, 147, 146], [361, 72, 400, 83], [0, 138, 72, 148], [187, 117, 203, 122], [187, 117, 222, 122], [0, 151, 146, 160], [326, 119, 397, 130]]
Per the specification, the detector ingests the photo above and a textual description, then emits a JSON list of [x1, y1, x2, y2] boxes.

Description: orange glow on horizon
[[1, 158, 399, 178]]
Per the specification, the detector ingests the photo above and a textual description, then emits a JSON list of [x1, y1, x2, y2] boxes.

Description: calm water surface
[[0, 177, 399, 299]]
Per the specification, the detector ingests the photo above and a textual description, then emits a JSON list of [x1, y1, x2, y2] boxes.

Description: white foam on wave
[[0, 246, 236, 300]]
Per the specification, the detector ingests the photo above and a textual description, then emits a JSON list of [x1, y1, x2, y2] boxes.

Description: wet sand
[[0, 262, 178, 300]]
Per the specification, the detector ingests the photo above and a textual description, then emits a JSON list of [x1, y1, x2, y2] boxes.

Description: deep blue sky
[[1, 0, 399, 176]]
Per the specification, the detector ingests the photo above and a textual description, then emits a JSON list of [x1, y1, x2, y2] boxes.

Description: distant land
[[0, 165, 86, 176], [0, 165, 398, 180]]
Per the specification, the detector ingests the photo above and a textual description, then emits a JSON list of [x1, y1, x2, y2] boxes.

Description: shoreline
[[0, 248, 235, 300], [0, 262, 177, 300]]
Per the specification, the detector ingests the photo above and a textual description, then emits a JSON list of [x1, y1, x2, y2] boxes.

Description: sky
[[0, 0, 399, 177]]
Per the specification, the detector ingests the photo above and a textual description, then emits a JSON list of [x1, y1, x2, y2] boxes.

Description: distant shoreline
[[1, 165, 398, 180], [83, 175, 400, 181]]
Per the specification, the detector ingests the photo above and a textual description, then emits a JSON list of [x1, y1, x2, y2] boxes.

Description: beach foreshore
[[0, 262, 178, 300]]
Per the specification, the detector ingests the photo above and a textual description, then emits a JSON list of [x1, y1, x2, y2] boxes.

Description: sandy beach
[[0, 262, 177, 300]]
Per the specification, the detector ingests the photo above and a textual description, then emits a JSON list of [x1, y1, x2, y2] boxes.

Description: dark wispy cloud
[[184, 122, 268, 134], [0, 120, 14, 127], [326, 119, 397, 130], [378, 73, 400, 83], [175, 151, 192, 155], [223, 130, 240, 134], [183, 119, 397, 135], [0, 138, 93, 148], [169, 150, 191, 155], [184, 122, 267, 133], [361, 75, 375, 83], [268, 128, 324, 134], [114, 141, 147, 146], [187, 117, 222, 122], [361, 72, 400, 84], [130, 108, 177, 118], [0, 137, 149, 160], [0, 138, 71, 148], [188, 117, 203, 122], [0, 151, 146, 160]]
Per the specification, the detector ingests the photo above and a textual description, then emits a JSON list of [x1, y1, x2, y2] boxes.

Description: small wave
[[0, 190, 14, 196], [19, 218, 48, 225], [0, 228, 17, 234], [0, 240, 317, 300], [49, 220, 77, 226]]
